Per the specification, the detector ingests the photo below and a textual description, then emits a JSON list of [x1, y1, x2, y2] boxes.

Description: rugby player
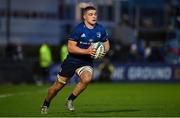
[[41, 6, 110, 114]]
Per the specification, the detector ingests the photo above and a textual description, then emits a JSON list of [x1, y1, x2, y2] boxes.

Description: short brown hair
[[83, 6, 96, 15]]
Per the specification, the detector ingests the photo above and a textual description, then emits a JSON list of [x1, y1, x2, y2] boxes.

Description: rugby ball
[[91, 42, 105, 59]]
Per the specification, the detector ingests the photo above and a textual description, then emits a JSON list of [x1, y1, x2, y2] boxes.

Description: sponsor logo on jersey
[[96, 32, 101, 38], [81, 33, 86, 38], [89, 39, 94, 43]]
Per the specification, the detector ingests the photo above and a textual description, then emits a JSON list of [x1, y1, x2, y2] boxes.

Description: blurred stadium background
[[0, 0, 180, 117]]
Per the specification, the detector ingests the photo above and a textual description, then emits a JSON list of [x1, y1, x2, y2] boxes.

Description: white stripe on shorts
[[76, 66, 93, 76]]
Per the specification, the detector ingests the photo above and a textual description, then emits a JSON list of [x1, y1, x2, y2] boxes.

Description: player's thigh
[[76, 66, 93, 83], [80, 71, 93, 83], [53, 76, 69, 89]]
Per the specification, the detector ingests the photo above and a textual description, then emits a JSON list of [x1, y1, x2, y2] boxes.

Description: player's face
[[84, 10, 97, 26]]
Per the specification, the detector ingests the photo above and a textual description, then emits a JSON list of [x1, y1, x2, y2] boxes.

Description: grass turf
[[0, 83, 180, 117]]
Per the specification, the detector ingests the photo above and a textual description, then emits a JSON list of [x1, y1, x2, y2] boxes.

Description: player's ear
[[83, 14, 86, 20]]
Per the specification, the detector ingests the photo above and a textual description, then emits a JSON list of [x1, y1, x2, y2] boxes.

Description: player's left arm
[[101, 26, 110, 54], [103, 39, 110, 53]]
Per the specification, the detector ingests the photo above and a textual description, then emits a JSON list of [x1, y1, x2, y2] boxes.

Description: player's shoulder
[[71, 22, 85, 34], [95, 23, 106, 30], [96, 23, 104, 27], [74, 22, 85, 30]]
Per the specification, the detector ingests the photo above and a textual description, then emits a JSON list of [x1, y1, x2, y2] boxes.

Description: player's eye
[[88, 13, 93, 16], [88, 13, 97, 17]]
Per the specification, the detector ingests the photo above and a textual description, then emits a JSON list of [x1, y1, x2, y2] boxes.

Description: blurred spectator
[[59, 40, 68, 63], [165, 28, 180, 64], [5, 42, 23, 61], [98, 58, 114, 82], [15, 44, 24, 61], [141, 18, 154, 29], [137, 39, 146, 61], [38, 42, 53, 84], [60, 44, 68, 63], [115, 14, 137, 45], [144, 46, 152, 61], [128, 43, 142, 62], [114, 14, 137, 62]]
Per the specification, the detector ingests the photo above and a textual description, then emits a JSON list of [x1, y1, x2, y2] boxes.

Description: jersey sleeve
[[68, 26, 81, 42]]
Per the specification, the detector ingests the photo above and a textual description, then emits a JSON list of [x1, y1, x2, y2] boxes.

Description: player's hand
[[87, 46, 96, 56]]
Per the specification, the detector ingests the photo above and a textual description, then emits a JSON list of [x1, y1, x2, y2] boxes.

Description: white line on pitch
[[0, 89, 47, 99]]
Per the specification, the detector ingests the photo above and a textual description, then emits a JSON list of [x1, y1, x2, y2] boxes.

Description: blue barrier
[[48, 63, 180, 83]]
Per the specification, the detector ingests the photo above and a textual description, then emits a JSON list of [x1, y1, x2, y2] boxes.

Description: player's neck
[[84, 21, 95, 29]]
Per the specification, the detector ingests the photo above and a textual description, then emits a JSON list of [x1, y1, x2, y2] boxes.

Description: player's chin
[[90, 21, 96, 25]]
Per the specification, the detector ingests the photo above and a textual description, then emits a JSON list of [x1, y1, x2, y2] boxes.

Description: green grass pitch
[[0, 83, 180, 117]]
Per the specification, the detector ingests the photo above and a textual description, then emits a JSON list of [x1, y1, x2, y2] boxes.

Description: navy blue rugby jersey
[[67, 22, 108, 62]]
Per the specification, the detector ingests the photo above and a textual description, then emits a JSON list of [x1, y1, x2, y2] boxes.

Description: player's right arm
[[68, 40, 96, 56]]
